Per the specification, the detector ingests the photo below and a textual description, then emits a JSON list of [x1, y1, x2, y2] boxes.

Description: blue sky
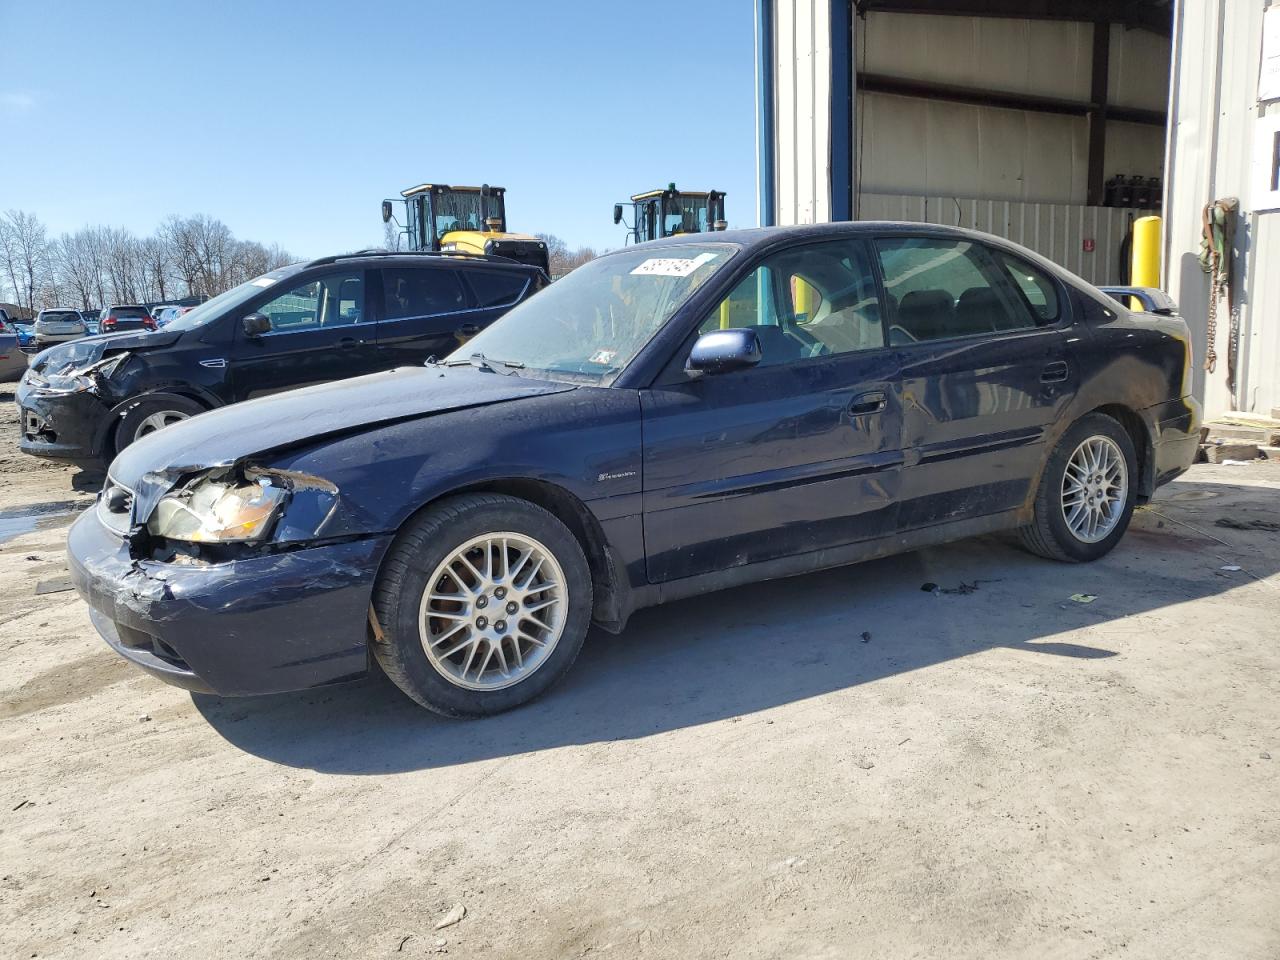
[[0, 0, 757, 257]]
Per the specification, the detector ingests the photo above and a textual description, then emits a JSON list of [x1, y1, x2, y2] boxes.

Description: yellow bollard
[[719, 298, 731, 329], [794, 277, 813, 322], [1130, 215, 1162, 310]]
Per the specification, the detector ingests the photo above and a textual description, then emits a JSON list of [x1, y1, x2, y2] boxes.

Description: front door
[[642, 238, 904, 583], [873, 235, 1077, 529], [231, 269, 373, 400]]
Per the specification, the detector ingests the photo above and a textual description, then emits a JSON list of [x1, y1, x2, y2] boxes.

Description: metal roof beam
[[854, 0, 1171, 37]]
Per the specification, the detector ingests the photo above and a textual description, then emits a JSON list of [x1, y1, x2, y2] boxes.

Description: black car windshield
[[452, 244, 736, 382], [163, 266, 301, 333]]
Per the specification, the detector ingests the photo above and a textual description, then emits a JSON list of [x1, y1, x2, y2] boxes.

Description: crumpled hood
[[31, 329, 182, 375], [110, 365, 576, 490]]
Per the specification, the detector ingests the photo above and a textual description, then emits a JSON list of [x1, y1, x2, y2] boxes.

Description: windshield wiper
[[467, 352, 525, 374]]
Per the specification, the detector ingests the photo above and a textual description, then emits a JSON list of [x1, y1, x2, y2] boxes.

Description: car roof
[[616, 220, 1041, 254], [302, 250, 542, 274]]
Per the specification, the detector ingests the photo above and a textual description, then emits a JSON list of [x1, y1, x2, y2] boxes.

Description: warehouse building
[[757, 0, 1280, 418]]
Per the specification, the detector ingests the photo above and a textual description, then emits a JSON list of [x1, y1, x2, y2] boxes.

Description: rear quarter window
[[466, 270, 529, 308]]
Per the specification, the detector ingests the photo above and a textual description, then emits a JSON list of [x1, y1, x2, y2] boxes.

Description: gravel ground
[[1, 393, 1277, 959]]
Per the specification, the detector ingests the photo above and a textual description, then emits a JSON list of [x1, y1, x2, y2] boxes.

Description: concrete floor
[[1, 396, 1277, 959]]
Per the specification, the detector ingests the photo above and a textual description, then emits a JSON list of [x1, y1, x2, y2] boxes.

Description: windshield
[[451, 243, 736, 383], [164, 267, 298, 332], [661, 195, 712, 236], [434, 189, 500, 239], [39, 311, 80, 323]]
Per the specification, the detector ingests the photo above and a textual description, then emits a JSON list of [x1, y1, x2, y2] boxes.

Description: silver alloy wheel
[[134, 410, 190, 442], [418, 531, 568, 691], [1061, 435, 1128, 543]]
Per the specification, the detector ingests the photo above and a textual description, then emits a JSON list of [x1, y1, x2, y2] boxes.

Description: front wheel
[[1019, 413, 1138, 562], [371, 494, 593, 717], [114, 394, 206, 452]]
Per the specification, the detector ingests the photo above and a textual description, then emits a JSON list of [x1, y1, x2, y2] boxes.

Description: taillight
[[143, 318, 156, 329], [101, 317, 116, 329]]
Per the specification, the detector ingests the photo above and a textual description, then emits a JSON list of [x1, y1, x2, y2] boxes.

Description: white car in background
[[32, 309, 88, 349]]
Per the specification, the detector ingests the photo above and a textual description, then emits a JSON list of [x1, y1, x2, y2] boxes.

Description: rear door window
[[874, 237, 1038, 344], [382, 268, 469, 320], [992, 250, 1060, 323], [465, 270, 529, 308]]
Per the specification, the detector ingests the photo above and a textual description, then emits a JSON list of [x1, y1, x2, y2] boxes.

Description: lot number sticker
[[630, 252, 717, 277]]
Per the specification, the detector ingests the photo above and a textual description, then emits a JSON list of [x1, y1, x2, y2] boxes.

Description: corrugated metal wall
[[770, 6, 1169, 227], [859, 193, 1154, 286], [854, 13, 1168, 204], [1164, 0, 1280, 419]]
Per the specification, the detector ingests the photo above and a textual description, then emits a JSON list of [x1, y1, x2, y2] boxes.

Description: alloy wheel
[[134, 410, 190, 441], [418, 532, 568, 691], [1061, 435, 1128, 543]]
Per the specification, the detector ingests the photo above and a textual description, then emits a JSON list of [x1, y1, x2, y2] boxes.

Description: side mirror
[[242, 313, 271, 337], [613, 204, 624, 225], [686, 328, 762, 375], [381, 200, 393, 223]]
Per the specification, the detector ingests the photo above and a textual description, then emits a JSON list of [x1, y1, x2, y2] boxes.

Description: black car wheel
[[114, 394, 206, 453], [371, 493, 593, 717], [1019, 412, 1138, 562]]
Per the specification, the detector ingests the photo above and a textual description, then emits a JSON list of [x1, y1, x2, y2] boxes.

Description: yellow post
[[794, 277, 813, 322], [1130, 215, 1162, 309], [719, 298, 731, 329]]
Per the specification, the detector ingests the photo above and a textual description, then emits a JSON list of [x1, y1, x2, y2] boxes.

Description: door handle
[[1041, 360, 1069, 383], [847, 391, 887, 416], [456, 324, 481, 338], [337, 337, 359, 349]]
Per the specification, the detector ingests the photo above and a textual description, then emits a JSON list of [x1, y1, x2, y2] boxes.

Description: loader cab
[[613, 184, 727, 245], [382, 183, 550, 274]]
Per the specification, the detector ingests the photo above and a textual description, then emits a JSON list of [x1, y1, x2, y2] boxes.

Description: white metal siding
[[1164, 0, 1279, 417], [773, 0, 831, 225], [859, 192, 1153, 286]]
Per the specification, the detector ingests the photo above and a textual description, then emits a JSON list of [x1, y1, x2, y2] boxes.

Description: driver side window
[[256, 272, 364, 333], [698, 240, 883, 367]]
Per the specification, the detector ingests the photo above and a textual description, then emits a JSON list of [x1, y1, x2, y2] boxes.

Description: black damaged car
[[16, 251, 546, 467], [67, 223, 1201, 717]]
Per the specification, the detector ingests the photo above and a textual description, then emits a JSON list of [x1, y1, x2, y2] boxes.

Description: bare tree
[[383, 220, 406, 252], [0, 210, 49, 311], [536, 232, 596, 276], [54, 230, 101, 310]]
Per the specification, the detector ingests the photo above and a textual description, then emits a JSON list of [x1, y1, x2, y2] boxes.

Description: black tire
[[370, 493, 593, 718], [114, 393, 206, 453], [1019, 413, 1138, 562]]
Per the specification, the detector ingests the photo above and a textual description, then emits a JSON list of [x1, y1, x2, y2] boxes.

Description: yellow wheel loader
[[382, 183, 549, 274]]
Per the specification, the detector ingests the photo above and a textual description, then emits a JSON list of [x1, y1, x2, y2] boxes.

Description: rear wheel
[[114, 394, 205, 452], [1019, 413, 1137, 562], [371, 494, 592, 717]]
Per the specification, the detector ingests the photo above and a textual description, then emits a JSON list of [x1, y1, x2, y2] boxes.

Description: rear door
[[376, 265, 474, 366], [230, 269, 373, 400], [873, 235, 1076, 530], [641, 237, 903, 583]]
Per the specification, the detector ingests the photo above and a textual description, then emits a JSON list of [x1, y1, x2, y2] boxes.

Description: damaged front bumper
[[67, 508, 393, 696], [15, 379, 113, 463]]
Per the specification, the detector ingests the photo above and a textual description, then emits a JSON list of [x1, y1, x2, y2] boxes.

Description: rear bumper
[[1147, 394, 1202, 488], [67, 509, 393, 696]]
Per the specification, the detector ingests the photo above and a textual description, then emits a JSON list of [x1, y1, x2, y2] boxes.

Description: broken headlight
[[31, 353, 129, 395], [148, 474, 289, 543]]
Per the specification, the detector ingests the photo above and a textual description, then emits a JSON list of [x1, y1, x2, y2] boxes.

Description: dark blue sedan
[[67, 223, 1201, 717]]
